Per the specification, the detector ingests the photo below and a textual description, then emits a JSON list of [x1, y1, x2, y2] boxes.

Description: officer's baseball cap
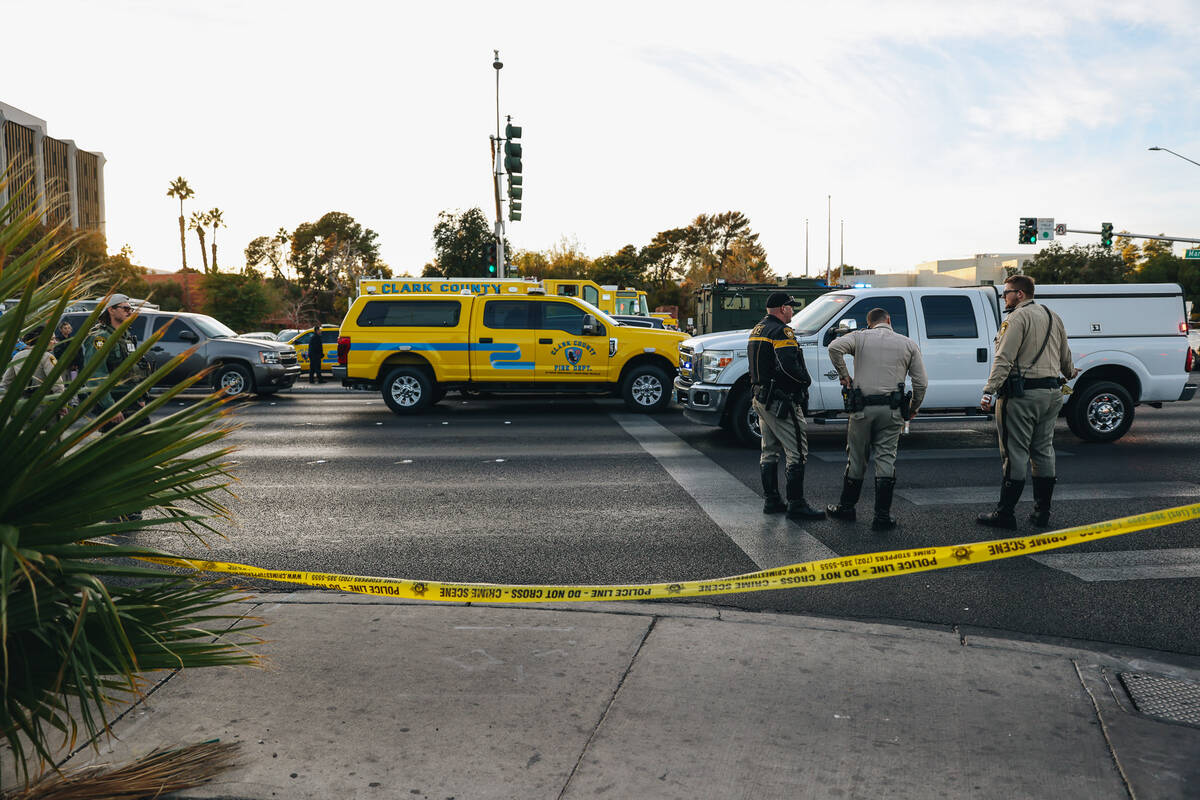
[[103, 293, 132, 311], [765, 292, 798, 309]]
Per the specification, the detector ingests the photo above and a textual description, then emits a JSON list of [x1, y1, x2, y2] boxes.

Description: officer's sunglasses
[[113, 304, 133, 312], [1001, 289, 1021, 297]]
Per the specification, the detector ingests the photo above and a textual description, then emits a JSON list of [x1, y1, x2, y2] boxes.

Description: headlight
[[699, 350, 736, 381], [259, 350, 281, 364]]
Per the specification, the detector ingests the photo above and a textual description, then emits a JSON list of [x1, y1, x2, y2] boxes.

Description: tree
[[291, 212, 388, 319], [202, 272, 272, 331], [430, 208, 497, 277], [245, 228, 291, 279], [209, 207, 225, 272], [166, 177, 195, 271], [189, 210, 210, 273], [1022, 242, 1128, 284], [591, 244, 645, 288], [679, 211, 771, 283]]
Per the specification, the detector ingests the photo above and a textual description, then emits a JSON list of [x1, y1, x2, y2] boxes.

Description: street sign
[[1055, 223, 1067, 236], [1037, 218, 1054, 241], [1186, 249, 1200, 259]]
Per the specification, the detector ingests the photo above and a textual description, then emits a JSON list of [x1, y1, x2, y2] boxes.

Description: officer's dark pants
[[308, 356, 323, 383], [995, 388, 1061, 480]]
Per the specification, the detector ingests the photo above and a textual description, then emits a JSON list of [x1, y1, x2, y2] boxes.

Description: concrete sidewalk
[[14, 594, 1200, 799]]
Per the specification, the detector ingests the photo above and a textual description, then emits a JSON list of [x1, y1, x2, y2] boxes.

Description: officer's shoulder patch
[[998, 321, 1008, 337], [783, 327, 796, 339]]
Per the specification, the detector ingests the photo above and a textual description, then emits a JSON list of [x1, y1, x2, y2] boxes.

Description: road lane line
[[611, 414, 838, 570], [898, 482, 1199, 506], [1030, 548, 1200, 581]]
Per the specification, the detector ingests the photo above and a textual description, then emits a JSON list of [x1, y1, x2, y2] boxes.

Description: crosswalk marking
[[612, 414, 838, 570], [808, 448, 1074, 463], [897, 482, 1199, 506], [1031, 548, 1200, 581]]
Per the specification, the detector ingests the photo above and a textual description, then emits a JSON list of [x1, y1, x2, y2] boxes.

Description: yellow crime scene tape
[[132, 502, 1200, 603]]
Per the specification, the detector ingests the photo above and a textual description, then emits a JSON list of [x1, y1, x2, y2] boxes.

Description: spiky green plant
[[0, 179, 261, 788]]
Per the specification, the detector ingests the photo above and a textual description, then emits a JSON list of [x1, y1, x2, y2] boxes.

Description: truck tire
[[214, 363, 254, 398], [622, 364, 671, 412], [1066, 380, 1134, 442], [382, 366, 434, 414], [729, 386, 762, 447]]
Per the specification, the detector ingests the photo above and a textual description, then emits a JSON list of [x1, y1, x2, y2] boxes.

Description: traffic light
[[477, 242, 498, 277], [1100, 222, 1113, 248], [505, 123, 522, 221], [1018, 217, 1038, 245]]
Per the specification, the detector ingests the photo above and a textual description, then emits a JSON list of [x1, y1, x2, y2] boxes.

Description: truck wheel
[[215, 364, 254, 397], [622, 364, 671, 412], [1066, 380, 1134, 442], [382, 367, 433, 414], [729, 387, 762, 447]]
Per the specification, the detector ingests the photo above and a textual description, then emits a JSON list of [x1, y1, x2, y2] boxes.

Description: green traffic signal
[[1100, 222, 1113, 248]]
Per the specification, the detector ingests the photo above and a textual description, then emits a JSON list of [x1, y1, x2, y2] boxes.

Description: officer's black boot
[[826, 475, 864, 521], [871, 476, 897, 531], [976, 479, 1024, 529], [785, 463, 826, 521], [761, 464, 787, 514], [1028, 476, 1056, 528]]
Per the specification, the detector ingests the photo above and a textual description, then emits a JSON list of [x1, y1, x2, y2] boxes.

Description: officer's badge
[[564, 346, 583, 366], [94, 336, 106, 349]]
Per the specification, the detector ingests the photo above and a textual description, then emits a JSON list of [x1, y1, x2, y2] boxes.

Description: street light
[[1148, 146, 1200, 168]]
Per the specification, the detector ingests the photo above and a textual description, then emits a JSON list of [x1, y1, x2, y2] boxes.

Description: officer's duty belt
[[1021, 377, 1061, 390], [862, 394, 893, 405]]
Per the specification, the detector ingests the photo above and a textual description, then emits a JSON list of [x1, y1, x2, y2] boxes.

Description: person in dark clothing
[[747, 292, 824, 521], [308, 323, 326, 384]]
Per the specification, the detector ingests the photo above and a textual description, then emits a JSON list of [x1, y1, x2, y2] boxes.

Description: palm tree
[[188, 210, 210, 273], [165, 177, 194, 271], [0, 174, 260, 787], [208, 207, 225, 273]]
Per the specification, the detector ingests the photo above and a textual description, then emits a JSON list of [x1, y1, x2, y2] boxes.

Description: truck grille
[[678, 344, 694, 385], [280, 351, 298, 367]]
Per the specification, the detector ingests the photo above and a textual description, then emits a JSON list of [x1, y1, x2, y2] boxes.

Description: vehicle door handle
[[479, 337, 493, 344], [977, 347, 987, 363], [539, 338, 552, 344]]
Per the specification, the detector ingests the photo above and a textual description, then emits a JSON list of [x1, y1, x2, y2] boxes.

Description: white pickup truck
[[675, 283, 1196, 445]]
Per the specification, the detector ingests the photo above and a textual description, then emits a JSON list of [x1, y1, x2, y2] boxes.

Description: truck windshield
[[190, 314, 239, 339], [789, 293, 853, 335]]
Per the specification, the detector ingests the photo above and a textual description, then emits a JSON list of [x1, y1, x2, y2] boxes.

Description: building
[[0, 101, 105, 234], [813, 253, 1037, 289]]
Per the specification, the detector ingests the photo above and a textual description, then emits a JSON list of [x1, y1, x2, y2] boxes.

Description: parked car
[[58, 309, 300, 397], [286, 327, 341, 375], [611, 315, 666, 329], [275, 329, 301, 342], [240, 331, 279, 341]]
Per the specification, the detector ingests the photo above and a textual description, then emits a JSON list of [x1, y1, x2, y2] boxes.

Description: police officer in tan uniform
[[748, 292, 824, 521], [826, 308, 928, 531], [978, 275, 1077, 529]]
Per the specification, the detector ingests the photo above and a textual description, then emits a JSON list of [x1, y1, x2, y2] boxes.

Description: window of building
[[357, 300, 462, 328], [920, 295, 979, 339]]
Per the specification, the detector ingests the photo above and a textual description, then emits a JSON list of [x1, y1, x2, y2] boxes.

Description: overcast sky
[[5, 0, 1199, 278]]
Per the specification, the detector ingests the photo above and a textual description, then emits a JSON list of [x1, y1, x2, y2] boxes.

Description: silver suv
[[59, 309, 301, 397]]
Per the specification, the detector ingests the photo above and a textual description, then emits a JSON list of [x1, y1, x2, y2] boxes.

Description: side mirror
[[582, 314, 602, 337], [836, 318, 858, 335], [179, 329, 199, 343]]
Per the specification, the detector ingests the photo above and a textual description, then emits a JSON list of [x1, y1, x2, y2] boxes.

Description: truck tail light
[[337, 336, 351, 365], [1181, 321, 1190, 334]]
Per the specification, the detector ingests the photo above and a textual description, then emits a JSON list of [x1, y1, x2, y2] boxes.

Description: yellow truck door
[[471, 298, 537, 380], [533, 298, 610, 382]]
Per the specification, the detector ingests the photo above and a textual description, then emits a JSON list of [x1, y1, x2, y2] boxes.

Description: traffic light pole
[[1063, 228, 1200, 245], [492, 51, 507, 278]]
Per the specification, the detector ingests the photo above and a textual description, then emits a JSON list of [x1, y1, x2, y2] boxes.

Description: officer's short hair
[[1006, 275, 1035, 297], [866, 308, 890, 326]]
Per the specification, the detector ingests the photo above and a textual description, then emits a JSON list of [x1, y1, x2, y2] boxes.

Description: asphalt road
[[149, 384, 1200, 656]]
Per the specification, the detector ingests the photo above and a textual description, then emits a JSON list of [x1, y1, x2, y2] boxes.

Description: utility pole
[[825, 195, 831, 284], [804, 218, 809, 277], [491, 51, 506, 277], [840, 218, 844, 273]]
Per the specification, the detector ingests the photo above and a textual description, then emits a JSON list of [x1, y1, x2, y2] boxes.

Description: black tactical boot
[[827, 475, 864, 521], [785, 463, 826, 521], [871, 476, 897, 531], [761, 463, 787, 514], [976, 479, 1024, 529], [1028, 476, 1056, 528]]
